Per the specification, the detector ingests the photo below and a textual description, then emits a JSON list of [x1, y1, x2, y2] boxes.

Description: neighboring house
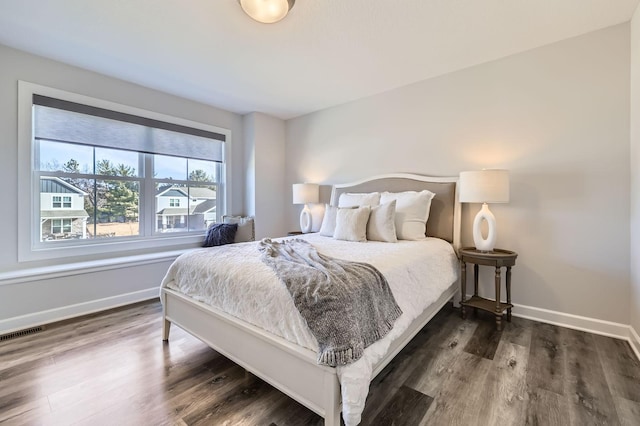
[[155, 186, 217, 231], [40, 177, 89, 241]]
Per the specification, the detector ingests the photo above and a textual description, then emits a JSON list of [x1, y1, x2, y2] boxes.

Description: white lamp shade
[[239, 0, 295, 24], [459, 170, 510, 204], [292, 183, 319, 205]]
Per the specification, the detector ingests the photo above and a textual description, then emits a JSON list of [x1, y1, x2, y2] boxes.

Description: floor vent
[[0, 326, 44, 342]]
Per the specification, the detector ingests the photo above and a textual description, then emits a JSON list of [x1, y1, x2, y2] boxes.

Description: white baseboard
[[512, 302, 640, 361], [511, 302, 630, 340], [0, 287, 158, 335]]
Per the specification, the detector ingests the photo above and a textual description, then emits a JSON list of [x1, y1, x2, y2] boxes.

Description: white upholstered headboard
[[330, 173, 461, 249]]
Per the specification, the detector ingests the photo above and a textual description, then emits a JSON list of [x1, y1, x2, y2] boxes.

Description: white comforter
[[161, 234, 458, 425]]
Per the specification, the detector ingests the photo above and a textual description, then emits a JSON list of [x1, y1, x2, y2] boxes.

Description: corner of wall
[[241, 112, 287, 238], [630, 3, 640, 335]]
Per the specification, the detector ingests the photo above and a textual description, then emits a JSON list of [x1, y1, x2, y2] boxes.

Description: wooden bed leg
[[162, 319, 171, 341], [451, 293, 461, 308]]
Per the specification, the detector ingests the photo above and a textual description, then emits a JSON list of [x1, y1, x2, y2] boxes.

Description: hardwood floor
[[1, 300, 639, 426]]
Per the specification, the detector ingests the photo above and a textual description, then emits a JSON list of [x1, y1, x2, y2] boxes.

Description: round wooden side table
[[459, 247, 518, 330]]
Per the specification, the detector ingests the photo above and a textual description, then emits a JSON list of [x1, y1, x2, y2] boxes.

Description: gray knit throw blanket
[[258, 238, 402, 367]]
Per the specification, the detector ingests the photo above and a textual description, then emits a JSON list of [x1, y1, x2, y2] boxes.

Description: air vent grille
[[0, 326, 44, 342]]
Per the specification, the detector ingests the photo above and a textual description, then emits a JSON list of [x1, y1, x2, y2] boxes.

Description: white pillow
[[338, 192, 381, 208], [367, 200, 398, 243], [380, 190, 435, 240], [333, 206, 371, 242], [319, 204, 338, 237], [222, 215, 255, 243]]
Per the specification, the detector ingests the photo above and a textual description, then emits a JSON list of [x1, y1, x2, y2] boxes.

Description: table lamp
[[292, 183, 319, 233], [459, 170, 510, 252]]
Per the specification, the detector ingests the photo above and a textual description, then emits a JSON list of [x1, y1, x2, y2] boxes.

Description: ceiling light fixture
[[239, 0, 295, 24]]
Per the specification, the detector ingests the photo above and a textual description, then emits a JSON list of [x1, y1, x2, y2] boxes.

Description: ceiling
[[0, 0, 638, 119]]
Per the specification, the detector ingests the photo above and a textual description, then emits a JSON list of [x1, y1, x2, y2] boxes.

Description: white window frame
[[62, 196, 72, 208], [18, 81, 232, 262], [52, 195, 62, 208]]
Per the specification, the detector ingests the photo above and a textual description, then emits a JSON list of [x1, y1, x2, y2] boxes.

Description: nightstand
[[287, 231, 304, 236], [459, 247, 518, 330]]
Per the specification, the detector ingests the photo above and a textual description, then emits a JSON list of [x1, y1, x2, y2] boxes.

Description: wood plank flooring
[[1, 300, 639, 425]]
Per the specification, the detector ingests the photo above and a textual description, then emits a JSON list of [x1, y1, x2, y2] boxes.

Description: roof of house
[[41, 210, 89, 219], [156, 186, 216, 199], [189, 187, 216, 199], [158, 188, 189, 198], [40, 177, 86, 195], [156, 208, 190, 216], [192, 199, 216, 214]]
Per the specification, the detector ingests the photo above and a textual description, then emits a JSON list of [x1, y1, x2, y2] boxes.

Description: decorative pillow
[[333, 206, 371, 242], [202, 223, 238, 247], [338, 192, 381, 208], [222, 215, 255, 243], [367, 200, 398, 243], [319, 204, 338, 237], [380, 190, 435, 240]]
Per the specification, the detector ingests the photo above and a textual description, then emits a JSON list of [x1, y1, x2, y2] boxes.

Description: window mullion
[[143, 154, 154, 236]]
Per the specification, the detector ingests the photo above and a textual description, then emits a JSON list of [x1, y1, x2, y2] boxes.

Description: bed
[[160, 173, 461, 425]]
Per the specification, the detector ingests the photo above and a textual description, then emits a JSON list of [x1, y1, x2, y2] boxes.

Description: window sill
[[0, 249, 192, 286]]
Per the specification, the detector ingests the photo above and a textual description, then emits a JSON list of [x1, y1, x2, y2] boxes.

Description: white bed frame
[[161, 173, 461, 425]]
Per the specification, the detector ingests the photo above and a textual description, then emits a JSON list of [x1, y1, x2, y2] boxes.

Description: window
[[52, 196, 72, 208], [52, 219, 72, 234], [18, 82, 230, 261]]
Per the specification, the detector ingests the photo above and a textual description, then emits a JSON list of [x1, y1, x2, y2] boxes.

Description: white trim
[[0, 250, 188, 286], [0, 287, 158, 335], [511, 302, 630, 339]]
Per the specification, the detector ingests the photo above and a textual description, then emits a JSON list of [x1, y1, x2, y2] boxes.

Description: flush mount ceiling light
[[239, 0, 295, 24]]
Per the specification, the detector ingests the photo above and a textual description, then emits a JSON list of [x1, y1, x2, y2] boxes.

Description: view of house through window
[[33, 95, 225, 245], [38, 140, 220, 242]]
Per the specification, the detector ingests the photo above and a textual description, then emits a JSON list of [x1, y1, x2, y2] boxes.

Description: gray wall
[[0, 44, 245, 329], [631, 7, 640, 336], [243, 112, 287, 239], [286, 24, 631, 324], [2, 20, 638, 335]]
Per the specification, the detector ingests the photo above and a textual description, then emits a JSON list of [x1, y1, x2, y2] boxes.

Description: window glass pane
[[154, 154, 186, 180], [40, 176, 90, 242], [155, 183, 189, 233], [188, 159, 217, 182], [95, 180, 140, 237], [95, 148, 139, 177], [39, 140, 93, 173], [188, 184, 217, 231]]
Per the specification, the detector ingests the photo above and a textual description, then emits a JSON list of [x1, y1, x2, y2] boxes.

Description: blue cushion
[[203, 223, 238, 247]]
